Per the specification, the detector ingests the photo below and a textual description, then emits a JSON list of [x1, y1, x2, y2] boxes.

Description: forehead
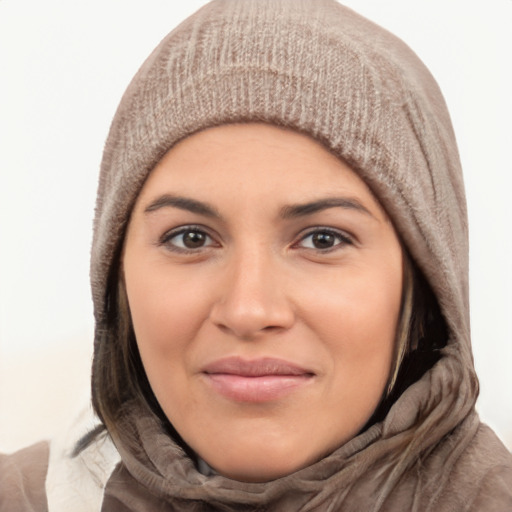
[[136, 123, 386, 218]]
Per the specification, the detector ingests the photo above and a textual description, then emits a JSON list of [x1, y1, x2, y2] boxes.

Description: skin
[[123, 123, 404, 482]]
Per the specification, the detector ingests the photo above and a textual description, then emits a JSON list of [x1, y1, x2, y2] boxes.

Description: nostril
[[212, 317, 290, 340], [214, 322, 280, 339], [262, 325, 282, 332]]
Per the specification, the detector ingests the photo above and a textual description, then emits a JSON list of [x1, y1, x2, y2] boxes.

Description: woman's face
[[123, 123, 403, 482]]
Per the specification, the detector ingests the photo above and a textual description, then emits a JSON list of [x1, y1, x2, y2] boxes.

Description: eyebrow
[[279, 197, 374, 219], [144, 194, 375, 221], [144, 194, 222, 219]]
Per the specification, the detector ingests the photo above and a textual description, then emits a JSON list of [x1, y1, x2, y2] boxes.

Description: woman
[[1, 0, 511, 510]]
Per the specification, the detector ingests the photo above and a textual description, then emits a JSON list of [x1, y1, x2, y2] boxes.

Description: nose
[[209, 248, 295, 340]]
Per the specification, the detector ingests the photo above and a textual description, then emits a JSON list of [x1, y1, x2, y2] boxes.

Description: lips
[[201, 357, 314, 402]]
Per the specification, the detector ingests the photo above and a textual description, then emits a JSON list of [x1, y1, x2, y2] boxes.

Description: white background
[[0, 0, 511, 452]]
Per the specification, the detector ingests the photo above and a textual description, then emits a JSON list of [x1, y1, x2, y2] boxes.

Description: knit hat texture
[[89, 1, 486, 507], [92, 0, 469, 347]]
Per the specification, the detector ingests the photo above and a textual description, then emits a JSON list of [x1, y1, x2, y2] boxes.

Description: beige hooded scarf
[[1, 1, 511, 511]]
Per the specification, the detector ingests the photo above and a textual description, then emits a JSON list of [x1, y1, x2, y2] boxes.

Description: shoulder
[[467, 423, 512, 510], [388, 418, 512, 511], [0, 406, 122, 512], [0, 441, 50, 512], [469, 463, 512, 512], [450, 422, 512, 511]]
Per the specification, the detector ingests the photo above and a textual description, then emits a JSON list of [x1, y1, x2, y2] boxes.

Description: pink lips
[[201, 357, 314, 402]]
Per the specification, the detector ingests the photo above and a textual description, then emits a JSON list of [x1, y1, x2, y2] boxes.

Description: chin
[[198, 435, 334, 483]]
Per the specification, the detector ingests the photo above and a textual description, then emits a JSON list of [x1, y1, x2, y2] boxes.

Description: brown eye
[[162, 227, 216, 252], [297, 229, 352, 251], [311, 232, 336, 249], [182, 230, 207, 248]]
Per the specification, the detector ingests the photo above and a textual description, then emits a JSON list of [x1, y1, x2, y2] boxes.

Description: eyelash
[[159, 225, 218, 254], [294, 228, 354, 252], [158, 225, 354, 254]]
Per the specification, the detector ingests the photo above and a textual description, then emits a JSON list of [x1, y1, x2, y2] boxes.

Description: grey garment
[[2, 0, 511, 510], [103, 406, 512, 511], [0, 442, 49, 512], [1, 422, 511, 511], [91, 0, 510, 508], [88, 0, 512, 507]]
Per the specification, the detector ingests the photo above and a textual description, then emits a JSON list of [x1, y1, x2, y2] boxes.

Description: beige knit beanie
[[91, 0, 475, 409]]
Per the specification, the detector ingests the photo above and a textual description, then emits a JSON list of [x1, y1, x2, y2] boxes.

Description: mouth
[[201, 357, 315, 403]]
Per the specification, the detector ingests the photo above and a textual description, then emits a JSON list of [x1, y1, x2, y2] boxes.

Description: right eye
[[160, 226, 217, 252]]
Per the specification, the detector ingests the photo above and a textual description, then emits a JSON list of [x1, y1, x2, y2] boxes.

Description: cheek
[[124, 263, 212, 382], [301, 256, 403, 384]]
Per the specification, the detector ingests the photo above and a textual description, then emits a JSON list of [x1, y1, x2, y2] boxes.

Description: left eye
[[162, 228, 215, 251], [297, 229, 352, 250]]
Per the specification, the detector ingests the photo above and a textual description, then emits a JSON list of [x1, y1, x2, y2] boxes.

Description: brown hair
[[367, 252, 448, 426]]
